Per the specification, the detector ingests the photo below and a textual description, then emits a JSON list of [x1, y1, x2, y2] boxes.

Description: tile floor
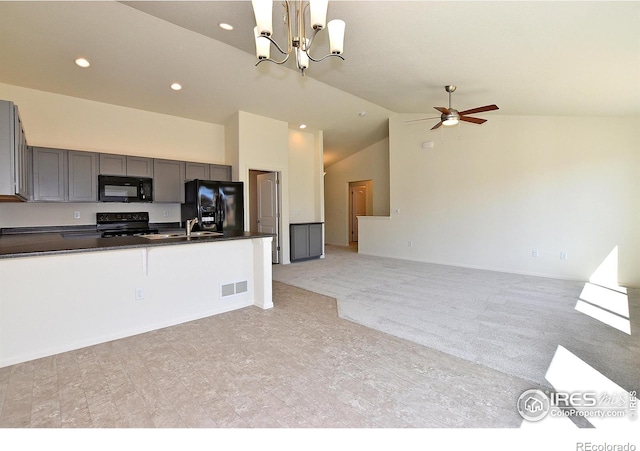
[[0, 282, 535, 428]]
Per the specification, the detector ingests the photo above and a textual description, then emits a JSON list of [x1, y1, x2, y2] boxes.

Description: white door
[[350, 185, 367, 242], [257, 172, 280, 263]]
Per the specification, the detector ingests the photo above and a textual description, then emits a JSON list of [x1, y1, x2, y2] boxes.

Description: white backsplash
[[0, 202, 181, 228]]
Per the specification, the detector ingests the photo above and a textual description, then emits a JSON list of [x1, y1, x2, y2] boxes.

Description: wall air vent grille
[[221, 280, 248, 298], [235, 281, 248, 294], [221, 283, 235, 297]]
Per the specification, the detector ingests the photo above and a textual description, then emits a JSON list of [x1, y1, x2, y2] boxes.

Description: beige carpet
[[273, 245, 640, 392], [0, 282, 533, 428]]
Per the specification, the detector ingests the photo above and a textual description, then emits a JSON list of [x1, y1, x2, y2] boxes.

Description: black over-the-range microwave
[[98, 175, 153, 202]]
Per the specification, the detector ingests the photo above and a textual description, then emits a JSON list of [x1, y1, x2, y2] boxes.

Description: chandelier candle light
[[251, 0, 345, 75]]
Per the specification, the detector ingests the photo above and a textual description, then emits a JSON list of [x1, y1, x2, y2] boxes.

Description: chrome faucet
[[186, 217, 199, 237]]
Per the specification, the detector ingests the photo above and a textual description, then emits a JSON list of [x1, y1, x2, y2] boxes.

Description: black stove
[[96, 212, 157, 237]]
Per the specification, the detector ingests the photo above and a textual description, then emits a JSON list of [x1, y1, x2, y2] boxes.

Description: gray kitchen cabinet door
[[13, 105, 31, 200], [16, 133, 31, 199], [68, 150, 98, 202], [99, 153, 126, 175], [0, 101, 30, 201], [32, 147, 67, 201], [308, 223, 323, 258], [153, 158, 185, 203], [185, 162, 209, 181], [209, 164, 232, 182], [0, 101, 15, 198], [290, 224, 310, 261], [290, 223, 323, 261], [127, 156, 153, 177]]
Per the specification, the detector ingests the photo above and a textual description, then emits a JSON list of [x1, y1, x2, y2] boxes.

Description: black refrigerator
[[181, 180, 244, 232]]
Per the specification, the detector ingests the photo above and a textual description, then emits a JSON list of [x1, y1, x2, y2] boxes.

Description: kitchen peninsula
[[0, 231, 274, 368]]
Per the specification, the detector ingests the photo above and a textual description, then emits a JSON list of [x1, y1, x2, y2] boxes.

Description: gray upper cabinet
[[210, 164, 232, 182], [9, 131, 230, 204], [14, 107, 30, 200], [153, 158, 185, 203], [33, 147, 98, 202], [99, 154, 153, 178], [186, 162, 232, 182], [126, 156, 153, 178], [32, 147, 67, 202], [185, 162, 209, 181], [0, 100, 30, 201], [68, 150, 98, 202], [98, 154, 126, 176]]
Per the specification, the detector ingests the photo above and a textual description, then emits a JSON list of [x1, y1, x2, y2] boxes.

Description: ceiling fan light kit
[[441, 85, 460, 126], [407, 85, 499, 132], [251, 0, 345, 76]]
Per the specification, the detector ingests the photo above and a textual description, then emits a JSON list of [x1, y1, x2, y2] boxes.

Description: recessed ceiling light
[[219, 23, 234, 31], [74, 58, 90, 68], [299, 124, 307, 129], [358, 111, 367, 117], [170, 83, 182, 91]]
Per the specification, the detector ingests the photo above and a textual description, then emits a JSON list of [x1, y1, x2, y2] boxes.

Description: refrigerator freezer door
[[218, 182, 244, 232]]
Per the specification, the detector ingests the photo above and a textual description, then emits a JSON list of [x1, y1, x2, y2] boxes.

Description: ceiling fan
[[407, 85, 499, 130]]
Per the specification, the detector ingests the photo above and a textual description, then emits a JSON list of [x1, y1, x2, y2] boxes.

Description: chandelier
[[251, 0, 345, 76]]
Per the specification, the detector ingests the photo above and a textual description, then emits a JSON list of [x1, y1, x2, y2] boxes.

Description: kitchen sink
[[189, 231, 223, 237], [141, 233, 183, 240], [140, 231, 223, 240]]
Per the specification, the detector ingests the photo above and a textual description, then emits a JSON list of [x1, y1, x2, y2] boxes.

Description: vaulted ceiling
[[1, 1, 638, 166]]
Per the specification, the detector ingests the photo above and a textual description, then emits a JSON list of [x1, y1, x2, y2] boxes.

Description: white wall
[[0, 237, 273, 367], [0, 202, 181, 228], [0, 83, 225, 160], [0, 83, 226, 227], [225, 111, 240, 180], [227, 111, 324, 265], [232, 111, 290, 264], [237, 111, 290, 264], [359, 114, 640, 288], [324, 137, 390, 245], [289, 129, 324, 223]]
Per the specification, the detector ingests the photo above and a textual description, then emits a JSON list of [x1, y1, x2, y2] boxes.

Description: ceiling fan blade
[[458, 104, 499, 116], [459, 116, 487, 125], [431, 121, 443, 130], [405, 116, 440, 124], [434, 107, 450, 114]]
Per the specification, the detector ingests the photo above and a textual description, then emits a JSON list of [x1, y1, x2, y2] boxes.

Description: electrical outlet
[[163, 210, 169, 218], [532, 249, 539, 257], [135, 288, 144, 300], [408, 240, 413, 247], [560, 252, 568, 260], [73, 211, 80, 219]]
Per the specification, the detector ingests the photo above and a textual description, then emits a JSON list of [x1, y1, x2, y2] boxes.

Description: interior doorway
[[249, 169, 281, 264], [349, 182, 369, 244]]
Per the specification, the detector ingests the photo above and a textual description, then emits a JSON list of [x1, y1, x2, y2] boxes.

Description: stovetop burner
[[100, 228, 158, 237], [96, 212, 157, 237]]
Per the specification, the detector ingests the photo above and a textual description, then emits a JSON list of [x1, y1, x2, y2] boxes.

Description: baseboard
[[356, 250, 588, 285]]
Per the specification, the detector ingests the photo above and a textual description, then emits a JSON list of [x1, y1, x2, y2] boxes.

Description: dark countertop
[[0, 230, 273, 259]]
